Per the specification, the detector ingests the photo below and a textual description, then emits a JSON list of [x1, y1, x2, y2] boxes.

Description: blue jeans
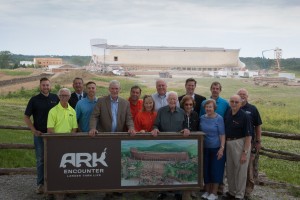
[[34, 136, 44, 185]]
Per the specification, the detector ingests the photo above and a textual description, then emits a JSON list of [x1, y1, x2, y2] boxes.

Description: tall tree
[[0, 51, 12, 69]]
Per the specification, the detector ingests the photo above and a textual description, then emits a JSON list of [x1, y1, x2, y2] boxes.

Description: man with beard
[[24, 77, 59, 194], [128, 85, 143, 121]]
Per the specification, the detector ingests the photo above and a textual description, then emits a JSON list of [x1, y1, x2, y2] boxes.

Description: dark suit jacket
[[89, 95, 134, 132], [69, 92, 87, 109], [178, 93, 206, 115]]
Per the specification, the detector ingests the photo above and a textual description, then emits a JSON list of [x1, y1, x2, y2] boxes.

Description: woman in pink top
[[134, 95, 157, 133]]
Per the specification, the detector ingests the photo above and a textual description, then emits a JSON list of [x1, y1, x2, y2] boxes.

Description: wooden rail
[[262, 131, 300, 140], [0, 125, 299, 175], [0, 143, 34, 149]]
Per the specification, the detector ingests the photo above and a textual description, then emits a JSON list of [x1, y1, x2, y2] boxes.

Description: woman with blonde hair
[[134, 95, 157, 133]]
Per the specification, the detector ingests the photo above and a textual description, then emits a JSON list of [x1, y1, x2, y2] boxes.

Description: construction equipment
[[262, 47, 282, 70]]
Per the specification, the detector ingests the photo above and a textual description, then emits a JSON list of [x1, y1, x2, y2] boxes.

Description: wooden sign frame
[[43, 132, 204, 194]]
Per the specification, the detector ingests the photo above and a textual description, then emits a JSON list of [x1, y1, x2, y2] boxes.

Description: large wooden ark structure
[[90, 39, 245, 72]]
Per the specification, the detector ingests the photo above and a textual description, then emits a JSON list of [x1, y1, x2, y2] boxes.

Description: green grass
[[259, 156, 300, 185], [0, 129, 35, 168], [191, 77, 300, 133], [259, 136, 300, 185], [0, 69, 32, 76]]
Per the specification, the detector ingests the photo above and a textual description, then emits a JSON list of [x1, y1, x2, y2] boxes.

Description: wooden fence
[[0, 125, 299, 175]]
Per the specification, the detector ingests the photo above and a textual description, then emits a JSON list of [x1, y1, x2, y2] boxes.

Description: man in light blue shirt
[[89, 80, 135, 136], [110, 96, 118, 132], [152, 79, 179, 111], [75, 81, 98, 132], [200, 81, 229, 118]]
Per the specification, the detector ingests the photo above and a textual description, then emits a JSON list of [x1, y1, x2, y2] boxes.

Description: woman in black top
[[180, 95, 199, 131]]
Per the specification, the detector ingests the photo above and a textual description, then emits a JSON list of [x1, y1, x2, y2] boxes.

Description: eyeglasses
[[59, 95, 70, 98], [230, 100, 240, 104], [184, 104, 193, 106]]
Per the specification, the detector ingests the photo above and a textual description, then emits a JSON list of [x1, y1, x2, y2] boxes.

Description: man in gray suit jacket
[[89, 80, 136, 136]]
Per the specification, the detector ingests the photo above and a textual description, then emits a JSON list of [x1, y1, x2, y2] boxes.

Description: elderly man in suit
[[89, 80, 135, 136]]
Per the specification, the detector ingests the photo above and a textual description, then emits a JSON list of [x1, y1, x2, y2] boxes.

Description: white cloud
[[0, 0, 299, 57]]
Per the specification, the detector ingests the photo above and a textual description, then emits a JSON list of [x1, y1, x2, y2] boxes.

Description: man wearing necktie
[[69, 77, 87, 108]]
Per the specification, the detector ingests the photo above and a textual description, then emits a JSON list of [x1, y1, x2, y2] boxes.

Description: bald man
[[237, 88, 262, 199], [224, 95, 251, 200]]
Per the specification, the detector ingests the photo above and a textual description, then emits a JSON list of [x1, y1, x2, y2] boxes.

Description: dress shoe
[[157, 193, 167, 200], [174, 193, 182, 200], [35, 184, 44, 194], [224, 192, 235, 200]]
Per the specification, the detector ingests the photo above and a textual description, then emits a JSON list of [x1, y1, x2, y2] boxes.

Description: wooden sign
[[43, 132, 204, 193]]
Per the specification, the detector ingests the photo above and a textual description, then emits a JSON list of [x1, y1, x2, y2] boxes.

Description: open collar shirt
[[110, 96, 119, 132]]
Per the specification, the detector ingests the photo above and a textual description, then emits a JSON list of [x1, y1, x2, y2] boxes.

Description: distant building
[[278, 73, 295, 80], [90, 39, 245, 72], [238, 70, 259, 78], [34, 57, 63, 68], [50, 64, 82, 73], [20, 61, 34, 66]]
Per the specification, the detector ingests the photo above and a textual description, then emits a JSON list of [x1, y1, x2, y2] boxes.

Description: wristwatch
[[242, 150, 248, 154]]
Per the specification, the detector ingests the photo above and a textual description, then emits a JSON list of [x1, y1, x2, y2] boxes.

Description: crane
[[262, 47, 282, 70]]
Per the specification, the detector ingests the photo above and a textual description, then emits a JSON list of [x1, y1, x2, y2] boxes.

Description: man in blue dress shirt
[[75, 81, 98, 132]]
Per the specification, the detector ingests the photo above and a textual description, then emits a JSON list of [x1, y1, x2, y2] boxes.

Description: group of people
[[24, 77, 262, 200]]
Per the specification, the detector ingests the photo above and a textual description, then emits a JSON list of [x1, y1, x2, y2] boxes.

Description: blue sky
[[1, 0, 299, 58]]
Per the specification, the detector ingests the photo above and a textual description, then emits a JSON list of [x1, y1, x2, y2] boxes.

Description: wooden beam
[[0, 125, 29, 130], [261, 147, 300, 158], [260, 151, 300, 161], [262, 131, 300, 140], [0, 167, 36, 175], [0, 143, 34, 149]]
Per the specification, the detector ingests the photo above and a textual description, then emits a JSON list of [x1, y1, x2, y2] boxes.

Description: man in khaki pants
[[237, 88, 262, 199], [224, 95, 251, 199]]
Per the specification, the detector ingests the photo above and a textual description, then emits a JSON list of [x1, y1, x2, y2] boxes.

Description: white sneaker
[[201, 192, 209, 199], [207, 193, 218, 200]]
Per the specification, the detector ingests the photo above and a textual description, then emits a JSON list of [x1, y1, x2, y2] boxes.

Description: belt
[[226, 136, 244, 141]]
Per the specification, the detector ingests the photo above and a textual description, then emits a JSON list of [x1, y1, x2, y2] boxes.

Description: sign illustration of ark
[[121, 139, 198, 186]]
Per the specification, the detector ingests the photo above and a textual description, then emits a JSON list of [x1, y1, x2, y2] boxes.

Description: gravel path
[[0, 175, 298, 200]]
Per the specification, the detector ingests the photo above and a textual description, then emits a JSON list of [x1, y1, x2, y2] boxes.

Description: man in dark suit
[[89, 80, 135, 135], [178, 78, 206, 115], [69, 77, 87, 108]]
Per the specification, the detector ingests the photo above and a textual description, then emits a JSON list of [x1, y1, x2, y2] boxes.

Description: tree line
[[1, 50, 299, 71], [0, 51, 91, 69], [240, 57, 300, 71]]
